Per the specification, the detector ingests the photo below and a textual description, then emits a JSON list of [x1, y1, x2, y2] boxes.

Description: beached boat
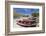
[[16, 17, 37, 27]]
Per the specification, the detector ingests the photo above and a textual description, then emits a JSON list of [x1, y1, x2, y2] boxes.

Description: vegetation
[[32, 13, 39, 17]]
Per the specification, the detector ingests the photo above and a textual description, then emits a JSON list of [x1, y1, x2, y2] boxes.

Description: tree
[[32, 13, 39, 17]]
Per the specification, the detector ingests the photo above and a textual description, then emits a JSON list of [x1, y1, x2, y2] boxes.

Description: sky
[[13, 8, 39, 15]]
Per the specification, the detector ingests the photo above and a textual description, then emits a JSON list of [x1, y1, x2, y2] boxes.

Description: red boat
[[16, 18, 36, 27]]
